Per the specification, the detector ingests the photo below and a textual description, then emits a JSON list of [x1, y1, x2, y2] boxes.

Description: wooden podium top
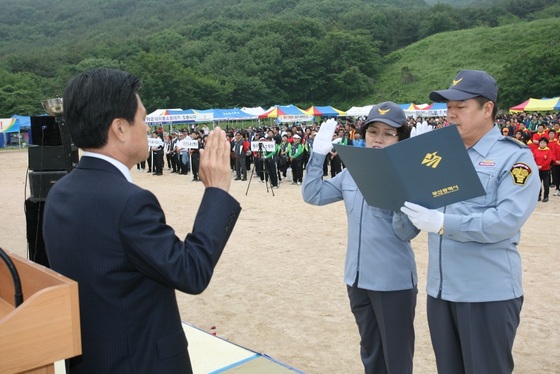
[[0, 250, 81, 374]]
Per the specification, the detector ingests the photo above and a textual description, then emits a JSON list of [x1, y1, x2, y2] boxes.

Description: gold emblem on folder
[[422, 152, 442, 168]]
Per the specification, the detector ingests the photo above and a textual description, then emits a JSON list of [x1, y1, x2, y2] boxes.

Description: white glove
[[313, 119, 338, 155], [400, 201, 444, 233], [411, 122, 432, 137]]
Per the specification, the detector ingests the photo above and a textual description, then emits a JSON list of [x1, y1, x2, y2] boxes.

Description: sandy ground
[[1, 148, 559, 373]]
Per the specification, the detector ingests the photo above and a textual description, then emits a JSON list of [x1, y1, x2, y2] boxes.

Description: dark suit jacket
[[43, 156, 241, 374]]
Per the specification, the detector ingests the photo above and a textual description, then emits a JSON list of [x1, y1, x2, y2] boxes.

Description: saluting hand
[[199, 127, 232, 192]]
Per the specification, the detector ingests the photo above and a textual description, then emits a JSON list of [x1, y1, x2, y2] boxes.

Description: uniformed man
[[189, 131, 201, 181], [401, 70, 540, 374]]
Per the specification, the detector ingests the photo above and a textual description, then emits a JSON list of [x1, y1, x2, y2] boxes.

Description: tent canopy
[[12, 115, 30, 129], [146, 109, 213, 124], [0, 118, 21, 133], [212, 109, 257, 121], [259, 105, 313, 123], [345, 105, 373, 117], [241, 107, 266, 116], [346, 103, 446, 118], [404, 102, 447, 118], [509, 97, 560, 113], [304, 106, 346, 117]]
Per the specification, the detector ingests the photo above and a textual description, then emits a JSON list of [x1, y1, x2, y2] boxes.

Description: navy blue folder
[[333, 125, 485, 211]]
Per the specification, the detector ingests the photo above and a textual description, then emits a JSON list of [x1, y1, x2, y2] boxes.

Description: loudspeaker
[[28, 171, 67, 202], [25, 198, 50, 268], [28, 145, 79, 171], [31, 116, 62, 146]]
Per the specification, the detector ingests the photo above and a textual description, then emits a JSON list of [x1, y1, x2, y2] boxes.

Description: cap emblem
[[452, 77, 463, 86]]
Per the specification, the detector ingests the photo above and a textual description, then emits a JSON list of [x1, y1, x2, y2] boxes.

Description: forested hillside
[[373, 17, 560, 107], [0, 0, 558, 115]]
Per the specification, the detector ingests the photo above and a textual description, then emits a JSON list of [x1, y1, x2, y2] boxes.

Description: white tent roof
[[345, 105, 373, 117], [241, 107, 266, 116]]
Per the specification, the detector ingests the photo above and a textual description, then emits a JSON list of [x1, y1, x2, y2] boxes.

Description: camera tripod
[[245, 146, 275, 196]]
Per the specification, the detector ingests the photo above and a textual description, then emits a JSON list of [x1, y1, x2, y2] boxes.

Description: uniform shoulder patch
[[510, 162, 532, 186]]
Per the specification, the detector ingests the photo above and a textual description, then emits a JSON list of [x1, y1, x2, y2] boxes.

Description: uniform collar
[[470, 125, 500, 158]]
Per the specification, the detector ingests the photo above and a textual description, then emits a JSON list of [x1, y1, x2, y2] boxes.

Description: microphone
[[0, 247, 23, 307], [41, 125, 47, 130]]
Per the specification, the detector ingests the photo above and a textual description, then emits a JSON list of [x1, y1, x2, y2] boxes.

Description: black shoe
[[234, 177, 241, 180], [192, 178, 199, 181], [171, 171, 177, 173], [241, 178, 247, 181], [538, 197, 542, 201], [542, 197, 549, 202]]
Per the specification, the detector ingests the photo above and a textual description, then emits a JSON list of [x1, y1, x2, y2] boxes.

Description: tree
[[498, 50, 560, 108], [0, 69, 47, 115]]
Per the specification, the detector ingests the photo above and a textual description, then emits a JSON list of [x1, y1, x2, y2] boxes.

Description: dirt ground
[[1, 148, 559, 373]]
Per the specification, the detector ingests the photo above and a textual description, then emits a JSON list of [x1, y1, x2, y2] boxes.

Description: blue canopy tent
[[13, 115, 31, 146], [212, 108, 257, 121], [0, 117, 24, 148]]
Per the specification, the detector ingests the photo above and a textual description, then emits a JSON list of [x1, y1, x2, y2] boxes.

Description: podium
[[0, 250, 81, 374]]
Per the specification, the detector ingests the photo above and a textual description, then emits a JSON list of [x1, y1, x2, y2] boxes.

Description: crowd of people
[[140, 109, 560, 203]]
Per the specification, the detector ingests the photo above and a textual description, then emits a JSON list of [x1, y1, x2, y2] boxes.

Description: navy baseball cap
[[363, 101, 406, 129], [429, 69, 498, 103]]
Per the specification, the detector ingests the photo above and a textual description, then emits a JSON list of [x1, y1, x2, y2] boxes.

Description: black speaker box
[[31, 116, 62, 146], [28, 171, 67, 202], [28, 145, 79, 171], [25, 198, 50, 267]]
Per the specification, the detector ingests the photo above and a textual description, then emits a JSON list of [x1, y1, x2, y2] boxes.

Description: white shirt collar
[[81, 151, 133, 183]]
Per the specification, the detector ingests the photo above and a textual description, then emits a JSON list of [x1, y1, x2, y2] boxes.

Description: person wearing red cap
[[303, 103, 419, 374]]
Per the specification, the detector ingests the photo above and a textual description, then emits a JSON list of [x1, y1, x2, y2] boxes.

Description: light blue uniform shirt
[[428, 126, 540, 302], [302, 153, 419, 291]]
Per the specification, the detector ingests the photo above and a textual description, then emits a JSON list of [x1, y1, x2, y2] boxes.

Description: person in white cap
[[401, 69, 540, 374], [288, 134, 305, 185], [303, 102, 419, 374]]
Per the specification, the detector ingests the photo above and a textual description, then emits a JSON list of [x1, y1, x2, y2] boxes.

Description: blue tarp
[[12, 114, 31, 129], [212, 108, 257, 121]]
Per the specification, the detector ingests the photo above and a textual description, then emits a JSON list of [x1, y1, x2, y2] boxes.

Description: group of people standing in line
[[499, 118, 560, 202], [137, 129, 202, 181], [44, 66, 546, 374]]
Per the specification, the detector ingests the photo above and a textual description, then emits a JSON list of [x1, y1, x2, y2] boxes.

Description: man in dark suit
[[43, 68, 241, 374]]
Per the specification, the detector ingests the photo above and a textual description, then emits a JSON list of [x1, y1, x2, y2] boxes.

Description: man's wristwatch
[[438, 224, 445, 236]]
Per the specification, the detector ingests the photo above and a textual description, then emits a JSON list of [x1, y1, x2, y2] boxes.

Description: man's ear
[[110, 119, 127, 141], [483, 101, 495, 120]]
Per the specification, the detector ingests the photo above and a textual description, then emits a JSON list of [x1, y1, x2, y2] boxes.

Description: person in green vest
[[262, 136, 279, 188], [288, 134, 305, 185]]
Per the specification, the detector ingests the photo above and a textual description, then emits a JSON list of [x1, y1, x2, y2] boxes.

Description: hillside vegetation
[[0, 0, 558, 115], [373, 17, 560, 107]]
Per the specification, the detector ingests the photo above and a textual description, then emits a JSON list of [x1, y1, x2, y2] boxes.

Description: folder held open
[[333, 125, 485, 211]]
